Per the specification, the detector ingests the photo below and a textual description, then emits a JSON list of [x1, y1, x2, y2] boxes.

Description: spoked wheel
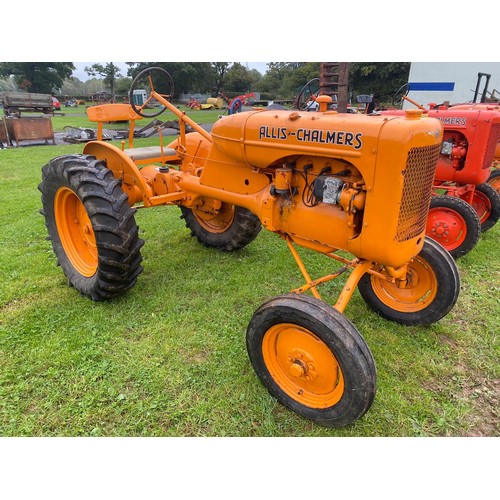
[[463, 183, 500, 232], [487, 168, 500, 195], [180, 203, 261, 251], [296, 78, 320, 111], [229, 98, 243, 115], [357, 237, 460, 326], [391, 83, 410, 108], [426, 195, 481, 259], [39, 154, 144, 300], [246, 294, 376, 427], [129, 66, 174, 118]]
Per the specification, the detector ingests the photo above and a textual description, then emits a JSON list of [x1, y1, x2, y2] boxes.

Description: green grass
[[0, 135, 499, 437]]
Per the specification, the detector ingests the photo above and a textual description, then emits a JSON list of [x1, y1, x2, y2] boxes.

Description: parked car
[[52, 97, 61, 111]]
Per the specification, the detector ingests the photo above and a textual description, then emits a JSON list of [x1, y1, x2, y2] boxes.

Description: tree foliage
[[84, 63, 122, 97], [0, 62, 75, 94], [348, 62, 411, 103]]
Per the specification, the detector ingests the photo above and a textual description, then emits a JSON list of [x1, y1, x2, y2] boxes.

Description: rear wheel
[[246, 294, 376, 427], [180, 203, 261, 251], [467, 183, 500, 232], [39, 154, 144, 300], [426, 195, 481, 259], [357, 237, 460, 326], [487, 168, 500, 194]]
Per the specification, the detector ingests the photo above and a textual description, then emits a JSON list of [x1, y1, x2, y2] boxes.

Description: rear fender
[[83, 141, 152, 205]]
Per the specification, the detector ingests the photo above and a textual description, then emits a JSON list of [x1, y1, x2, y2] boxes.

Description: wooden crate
[[0, 118, 10, 147], [5, 117, 55, 146]]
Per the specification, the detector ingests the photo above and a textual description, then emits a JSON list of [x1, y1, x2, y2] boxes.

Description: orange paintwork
[[261, 323, 345, 408], [54, 186, 98, 276], [84, 91, 444, 310]]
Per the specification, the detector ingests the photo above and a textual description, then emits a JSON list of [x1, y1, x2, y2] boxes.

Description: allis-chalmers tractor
[[383, 88, 500, 259], [39, 68, 460, 427]]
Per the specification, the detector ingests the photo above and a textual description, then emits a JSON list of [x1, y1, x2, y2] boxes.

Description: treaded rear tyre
[[39, 154, 144, 301], [246, 294, 376, 427], [180, 204, 261, 251]]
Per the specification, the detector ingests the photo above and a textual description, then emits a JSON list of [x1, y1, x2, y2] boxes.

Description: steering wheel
[[296, 78, 320, 111], [129, 66, 174, 118], [391, 83, 410, 108]]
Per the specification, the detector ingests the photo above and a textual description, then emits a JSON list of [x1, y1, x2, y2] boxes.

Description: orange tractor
[[381, 88, 500, 259], [39, 67, 460, 427]]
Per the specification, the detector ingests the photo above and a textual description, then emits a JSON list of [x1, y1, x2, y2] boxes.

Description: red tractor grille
[[483, 123, 500, 169], [395, 144, 440, 242]]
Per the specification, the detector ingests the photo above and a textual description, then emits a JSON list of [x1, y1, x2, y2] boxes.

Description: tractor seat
[[123, 146, 177, 161]]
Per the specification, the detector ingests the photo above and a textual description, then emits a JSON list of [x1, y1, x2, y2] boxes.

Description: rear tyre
[[486, 168, 500, 194], [426, 195, 481, 259], [469, 183, 500, 232], [246, 294, 376, 427], [357, 237, 460, 326], [39, 154, 144, 301], [180, 204, 261, 251]]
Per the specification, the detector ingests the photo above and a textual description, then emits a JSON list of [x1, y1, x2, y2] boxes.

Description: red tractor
[[382, 88, 500, 259]]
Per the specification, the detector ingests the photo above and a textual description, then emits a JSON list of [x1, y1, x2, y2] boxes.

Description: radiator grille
[[395, 144, 440, 242], [483, 123, 500, 169]]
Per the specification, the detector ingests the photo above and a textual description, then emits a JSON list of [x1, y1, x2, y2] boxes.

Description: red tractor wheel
[[426, 195, 481, 259], [465, 183, 500, 232]]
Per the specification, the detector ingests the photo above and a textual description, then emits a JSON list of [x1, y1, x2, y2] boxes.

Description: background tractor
[[39, 67, 460, 428], [381, 87, 500, 259]]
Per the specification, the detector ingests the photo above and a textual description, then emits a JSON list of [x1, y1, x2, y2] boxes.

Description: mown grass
[[0, 130, 498, 437]]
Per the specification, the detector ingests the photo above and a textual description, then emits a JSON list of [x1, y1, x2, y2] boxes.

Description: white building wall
[[403, 62, 500, 108]]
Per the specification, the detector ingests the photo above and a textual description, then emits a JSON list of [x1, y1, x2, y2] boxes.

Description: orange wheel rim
[[489, 176, 500, 194], [54, 187, 98, 277], [262, 323, 344, 408], [370, 256, 438, 313], [193, 203, 235, 233]]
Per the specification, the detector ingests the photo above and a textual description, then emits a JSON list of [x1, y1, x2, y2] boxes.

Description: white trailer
[[403, 62, 500, 108]]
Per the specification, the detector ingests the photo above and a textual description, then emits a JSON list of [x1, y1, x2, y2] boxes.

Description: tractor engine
[[172, 106, 443, 269]]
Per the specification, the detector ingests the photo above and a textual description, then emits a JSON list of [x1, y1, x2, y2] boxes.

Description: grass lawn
[[0, 111, 499, 438]]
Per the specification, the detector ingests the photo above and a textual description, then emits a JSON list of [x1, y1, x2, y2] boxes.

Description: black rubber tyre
[[426, 195, 481, 259], [39, 154, 144, 301], [486, 168, 500, 194], [471, 183, 500, 232], [180, 204, 261, 251], [357, 237, 460, 326], [246, 294, 376, 427]]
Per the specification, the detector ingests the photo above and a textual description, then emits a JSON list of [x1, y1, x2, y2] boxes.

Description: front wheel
[[246, 294, 376, 427], [487, 168, 500, 194], [426, 195, 481, 259], [467, 183, 500, 232], [39, 154, 144, 301], [180, 203, 261, 251], [357, 237, 460, 326]]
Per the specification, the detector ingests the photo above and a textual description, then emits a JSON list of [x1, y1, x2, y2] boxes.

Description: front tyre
[[180, 203, 261, 251], [357, 237, 460, 326], [246, 294, 376, 427], [426, 195, 481, 259], [39, 154, 144, 301], [469, 183, 500, 232]]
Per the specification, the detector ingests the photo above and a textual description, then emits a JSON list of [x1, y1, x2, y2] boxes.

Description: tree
[[212, 62, 230, 95], [223, 63, 254, 94], [348, 63, 410, 103], [85, 63, 123, 98], [0, 62, 75, 94]]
